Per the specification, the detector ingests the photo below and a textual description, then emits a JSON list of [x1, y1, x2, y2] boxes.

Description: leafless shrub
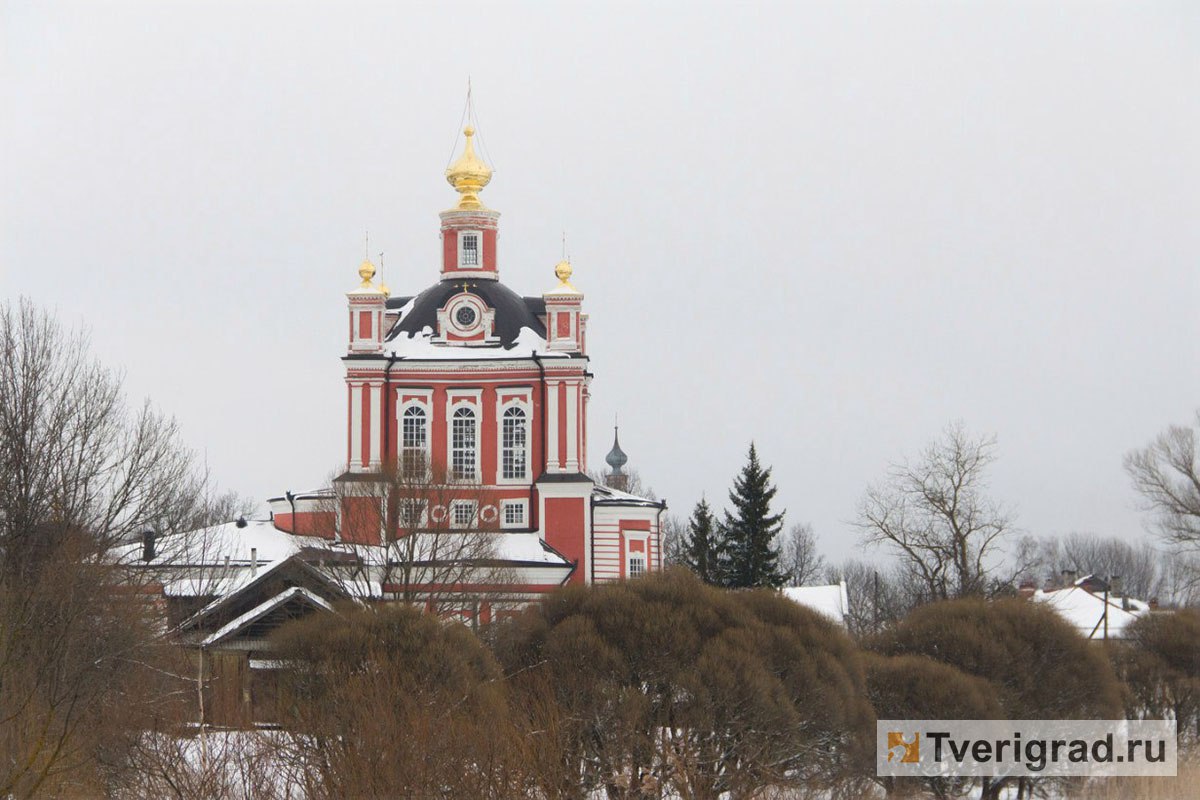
[[268, 603, 529, 799], [494, 568, 874, 799]]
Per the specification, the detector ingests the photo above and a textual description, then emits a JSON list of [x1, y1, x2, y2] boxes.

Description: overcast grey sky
[[3, 1, 1197, 563]]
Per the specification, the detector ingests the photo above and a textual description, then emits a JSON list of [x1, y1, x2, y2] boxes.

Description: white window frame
[[397, 498, 428, 529], [457, 230, 482, 269], [399, 400, 431, 478], [499, 499, 528, 530], [625, 532, 650, 579], [446, 393, 482, 482], [627, 553, 646, 579], [450, 499, 478, 529], [497, 397, 531, 484]]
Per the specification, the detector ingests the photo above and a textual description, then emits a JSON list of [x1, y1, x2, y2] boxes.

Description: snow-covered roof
[[386, 324, 565, 360], [177, 554, 350, 631], [201, 587, 334, 646], [393, 532, 571, 565], [120, 519, 338, 569], [1032, 583, 1149, 639], [782, 582, 850, 627], [591, 484, 664, 507]]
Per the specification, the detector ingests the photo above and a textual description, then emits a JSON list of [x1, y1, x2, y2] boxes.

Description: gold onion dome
[[553, 259, 576, 290], [357, 257, 377, 288], [445, 126, 492, 209]]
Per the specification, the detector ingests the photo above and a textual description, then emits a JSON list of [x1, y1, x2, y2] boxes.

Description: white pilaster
[[565, 381, 579, 472], [349, 383, 363, 472], [368, 381, 382, 470], [545, 380, 560, 473]]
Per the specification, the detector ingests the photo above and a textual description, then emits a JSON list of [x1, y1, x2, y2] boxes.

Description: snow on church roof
[[591, 484, 665, 507], [124, 519, 333, 570], [383, 280, 571, 360], [132, 517, 572, 586], [386, 324, 561, 360]]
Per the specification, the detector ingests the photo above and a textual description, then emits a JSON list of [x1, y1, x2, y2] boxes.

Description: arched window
[[401, 405, 427, 475], [501, 406, 528, 480], [451, 406, 477, 481]]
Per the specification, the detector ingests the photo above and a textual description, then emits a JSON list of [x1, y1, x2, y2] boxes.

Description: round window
[[454, 305, 478, 328]]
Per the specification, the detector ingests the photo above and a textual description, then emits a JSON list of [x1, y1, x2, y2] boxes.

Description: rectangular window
[[398, 499, 426, 528], [401, 406, 428, 476], [452, 501, 477, 529], [628, 555, 646, 579], [501, 406, 528, 480], [451, 406, 477, 481], [501, 500, 526, 528], [460, 233, 479, 267]]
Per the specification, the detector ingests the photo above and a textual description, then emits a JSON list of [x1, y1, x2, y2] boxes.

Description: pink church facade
[[264, 125, 664, 598]]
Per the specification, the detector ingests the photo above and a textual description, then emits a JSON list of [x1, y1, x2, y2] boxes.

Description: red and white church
[[268, 123, 664, 589], [138, 122, 665, 648]]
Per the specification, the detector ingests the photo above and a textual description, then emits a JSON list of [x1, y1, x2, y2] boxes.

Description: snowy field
[[131, 729, 1195, 800]]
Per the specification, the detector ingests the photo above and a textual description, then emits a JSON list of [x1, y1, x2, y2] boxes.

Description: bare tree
[[331, 461, 516, 618], [1154, 550, 1200, 609], [778, 522, 826, 587], [1126, 410, 1200, 549], [1055, 532, 1160, 599], [0, 299, 233, 795], [855, 423, 1014, 600], [825, 559, 924, 637], [659, 512, 687, 566]]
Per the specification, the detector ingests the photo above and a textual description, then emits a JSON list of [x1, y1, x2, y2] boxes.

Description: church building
[[144, 122, 665, 617]]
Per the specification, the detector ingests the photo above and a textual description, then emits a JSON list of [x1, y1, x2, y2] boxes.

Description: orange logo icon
[[887, 732, 920, 763]]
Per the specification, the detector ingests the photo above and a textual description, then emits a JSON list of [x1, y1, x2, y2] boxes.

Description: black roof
[[385, 279, 547, 347]]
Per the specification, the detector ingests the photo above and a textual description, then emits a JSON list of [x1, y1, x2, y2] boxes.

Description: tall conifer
[[721, 443, 785, 588], [680, 498, 723, 584]]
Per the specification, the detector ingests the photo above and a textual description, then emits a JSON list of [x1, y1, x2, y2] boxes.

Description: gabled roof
[[201, 587, 335, 647], [178, 554, 351, 634], [1032, 581, 1149, 639]]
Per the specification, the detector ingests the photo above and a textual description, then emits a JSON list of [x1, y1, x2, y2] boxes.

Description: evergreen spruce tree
[[680, 498, 724, 584], [721, 443, 786, 588]]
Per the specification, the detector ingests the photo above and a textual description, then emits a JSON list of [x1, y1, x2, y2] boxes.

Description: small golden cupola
[[543, 259, 586, 354], [347, 256, 388, 355], [445, 126, 492, 210], [357, 257, 377, 289]]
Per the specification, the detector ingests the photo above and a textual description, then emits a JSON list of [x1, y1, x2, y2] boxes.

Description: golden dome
[[553, 259, 577, 290], [358, 258, 376, 288], [445, 126, 492, 210]]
